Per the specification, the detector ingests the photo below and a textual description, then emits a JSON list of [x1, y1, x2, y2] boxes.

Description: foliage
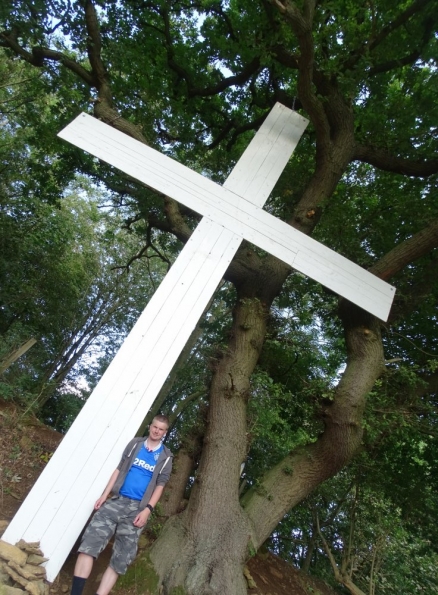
[[0, 53, 167, 418], [266, 361, 438, 594], [0, 0, 438, 593], [0, 178, 164, 413]]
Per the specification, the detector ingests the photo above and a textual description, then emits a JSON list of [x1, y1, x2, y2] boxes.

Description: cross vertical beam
[[2, 104, 307, 581]]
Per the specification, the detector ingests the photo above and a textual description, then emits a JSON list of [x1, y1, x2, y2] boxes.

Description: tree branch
[[160, 3, 262, 99], [0, 30, 94, 86], [387, 257, 438, 323], [316, 515, 367, 595], [84, 0, 110, 96], [354, 144, 438, 177], [189, 57, 262, 98], [169, 390, 205, 426], [369, 219, 438, 281], [367, 46, 429, 77], [270, 0, 330, 144], [342, 0, 435, 73]]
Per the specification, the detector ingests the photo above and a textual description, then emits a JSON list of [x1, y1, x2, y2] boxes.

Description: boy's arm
[[133, 484, 165, 528], [95, 469, 120, 510]]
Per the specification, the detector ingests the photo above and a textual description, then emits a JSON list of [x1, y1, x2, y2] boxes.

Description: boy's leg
[[96, 566, 119, 595], [70, 576, 88, 595], [70, 554, 94, 595], [70, 500, 119, 595], [70, 553, 95, 595], [74, 553, 95, 578], [108, 501, 143, 576]]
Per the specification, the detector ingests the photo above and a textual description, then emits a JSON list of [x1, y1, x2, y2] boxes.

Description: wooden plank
[[0, 338, 37, 374], [7, 222, 241, 577], [10, 105, 304, 543], [58, 112, 395, 320], [223, 103, 307, 206], [3, 105, 306, 580], [5, 222, 239, 537]]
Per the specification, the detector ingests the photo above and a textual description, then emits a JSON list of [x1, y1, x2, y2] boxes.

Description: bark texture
[[160, 448, 193, 517], [151, 293, 271, 594]]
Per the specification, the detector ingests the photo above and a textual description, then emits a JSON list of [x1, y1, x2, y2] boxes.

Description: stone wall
[[0, 522, 49, 595]]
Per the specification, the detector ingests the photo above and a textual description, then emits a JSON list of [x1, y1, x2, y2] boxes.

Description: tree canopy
[[1, 1, 437, 593]]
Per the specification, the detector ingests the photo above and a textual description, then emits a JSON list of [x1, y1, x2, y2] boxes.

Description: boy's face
[[149, 419, 168, 441]]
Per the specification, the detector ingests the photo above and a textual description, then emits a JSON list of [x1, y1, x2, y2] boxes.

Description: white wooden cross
[[2, 104, 395, 581]]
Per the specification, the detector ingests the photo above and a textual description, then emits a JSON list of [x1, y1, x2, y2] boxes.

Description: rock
[[60, 585, 69, 593], [7, 561, 33, 587], [24, 557, 47, 568], [0, 543, 27, 568], [8, 561, 46, 581], [6, 560, 36, 586], [14, 545, 42, 558], [0, 586, 26, 595], [0, 561, 12, 585], [24, 582, 40, 595], [0, 522, 10, 538], [1, 566, 27, 589], [0, 575, 12, 587], [23, 568, 45, 580], [34, 581, 48, 595], [0, 572, 12, 586], [243, 566, 257, 589]]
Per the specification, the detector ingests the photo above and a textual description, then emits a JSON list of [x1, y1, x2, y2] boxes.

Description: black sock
[[71, 576, 87, 595]]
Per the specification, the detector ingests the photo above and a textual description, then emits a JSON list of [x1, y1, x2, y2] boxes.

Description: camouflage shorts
[[78, 496, 143, 575]]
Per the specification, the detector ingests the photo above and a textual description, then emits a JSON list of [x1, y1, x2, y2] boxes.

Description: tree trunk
[[149, 300, 385, 594], [241, 303, 385, 548], [161, 428, 204, 518], [150, 293, 269, 594], [160, 448, 193, 517]]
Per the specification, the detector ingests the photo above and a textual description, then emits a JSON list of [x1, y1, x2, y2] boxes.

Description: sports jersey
[[119, 443, 163, 501]]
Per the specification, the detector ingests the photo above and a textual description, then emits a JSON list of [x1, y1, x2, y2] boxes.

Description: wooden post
[[0, 338, 37, 374]]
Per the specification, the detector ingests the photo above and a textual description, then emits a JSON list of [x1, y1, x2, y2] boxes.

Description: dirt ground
[[0, 400, 337, 595]]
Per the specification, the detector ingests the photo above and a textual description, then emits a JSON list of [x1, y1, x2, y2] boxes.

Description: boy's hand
[[94, 496, 107, 510], [133, 508, 151, 527]]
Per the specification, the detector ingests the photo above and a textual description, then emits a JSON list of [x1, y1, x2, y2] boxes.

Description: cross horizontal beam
[[59, 113, 395, 320]]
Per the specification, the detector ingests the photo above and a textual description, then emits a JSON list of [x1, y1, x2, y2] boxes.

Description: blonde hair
[[153, 414, 170, 428]]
